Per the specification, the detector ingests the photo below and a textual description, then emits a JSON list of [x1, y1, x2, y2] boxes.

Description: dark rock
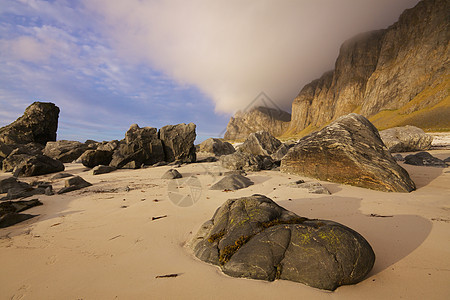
[[0, 102, 59, 145], [4, 187, 46, 200], [2, 153, 32, 172], [380, 126, 433, 152], [0, 199, 42, 228], [220, 151, 274, 172], [161, 169, 182, 179], [96, 140, 120, 152], [43, 140, 88, 163], [0, 143, 14, 159], [51, 172, 73, 180], [393, 154, 404, 161], [159, 123, 196, 163], [1, 143, 45, 172], [80, 149, 113, 168], [224, 170, 247, 176], [197, 156, 218, 163], [188, 194, 375, 291], [57, 176, 92, 194], [152, 161, 168, 167], [224, 106, 291, 140], [404, 152, 447, 167], [0, 177, 31, 193], [289, 181, 331, 195], [199, 138, 235, 156], [210, 174, 254, 190], [271, 143, 292, 161], [92, 165, 116, 175], [13, 154, 65, 177], [281, 114, 416, 192], [239, 131, 282, 156]]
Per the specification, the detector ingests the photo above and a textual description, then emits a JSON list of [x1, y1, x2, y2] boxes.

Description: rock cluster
[[189, 194, 375, 291], [198, 138, 235, 156], [281, 114, 416, 192]]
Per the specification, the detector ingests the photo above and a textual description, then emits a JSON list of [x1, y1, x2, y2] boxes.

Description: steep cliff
[[288, 0, 449, 135], [224, 106, 291, 140]]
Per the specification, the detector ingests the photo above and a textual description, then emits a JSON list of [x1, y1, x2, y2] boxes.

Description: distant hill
[[224, 0, 449, 140]]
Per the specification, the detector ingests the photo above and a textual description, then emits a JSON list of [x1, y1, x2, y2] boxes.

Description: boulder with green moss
[[188, 194, 375, 291]]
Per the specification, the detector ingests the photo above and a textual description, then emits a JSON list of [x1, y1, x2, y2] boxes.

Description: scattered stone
[[4, 186, 46, 200], [0, 199, 43, 228], [92, 165, 116, 175], [13, 154, 65, 177], [210, 174, 254, 190], [0, 177, 31, 193], [198, 138, 236, 156], [220, 151, 274, 172], [239, 131, 282, 156], [152, 215, 168, 221], [380, 126, 433, 153], [404, 152, 447, 168], [159, 123, 196, 163], [51, 172, 73, 180], [43, 140, 89, 163], [57, 176, 92, 194], [289, 181, 331, 195], [393, 154, 404, 161], [161, 169, 182, 179], [188, 194, 375, 291], [281, 114, 416, 192], [0, 102, 59, 145]]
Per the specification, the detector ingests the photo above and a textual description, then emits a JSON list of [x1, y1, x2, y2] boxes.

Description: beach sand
[[0, 150, 449, 300]]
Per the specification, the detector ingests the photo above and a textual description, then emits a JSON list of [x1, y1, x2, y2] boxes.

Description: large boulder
[[43, 140, 89, 163], [80, 149, 113, 168], [198, 138, 235, 156], [239, 131, 282, 156], [404, 151, 447, 167], [1, 143, 45, 172], [13, 154, 65, 177], [159, 123, 196, 163], [379, 126, 433, 152], [110, 124, 165, 168], [188, 194, 375, 291], [0, 102, 59, 145], [281, 113, 415, 192], [219, 151, 274, 172]]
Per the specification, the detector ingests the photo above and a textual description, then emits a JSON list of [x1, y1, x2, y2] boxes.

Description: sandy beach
[[0, 150, 449, 300]]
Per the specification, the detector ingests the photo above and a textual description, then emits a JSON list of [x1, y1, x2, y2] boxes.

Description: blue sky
[[0, 0, 419, 143]]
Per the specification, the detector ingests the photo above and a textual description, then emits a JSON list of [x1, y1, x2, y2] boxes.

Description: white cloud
[[83, 0, 420, 113]]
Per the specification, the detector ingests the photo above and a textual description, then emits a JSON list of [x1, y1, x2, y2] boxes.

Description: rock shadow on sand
[[278, 196, 432, 277]]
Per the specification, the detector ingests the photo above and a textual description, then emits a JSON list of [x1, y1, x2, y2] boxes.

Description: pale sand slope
[[0, 150, 449, 300]]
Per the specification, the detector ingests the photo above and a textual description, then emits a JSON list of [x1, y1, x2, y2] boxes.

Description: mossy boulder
[[188, 194, 375, 291]]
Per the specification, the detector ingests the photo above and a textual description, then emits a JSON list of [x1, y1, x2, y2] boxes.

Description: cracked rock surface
[[188, 194, 375, 291]]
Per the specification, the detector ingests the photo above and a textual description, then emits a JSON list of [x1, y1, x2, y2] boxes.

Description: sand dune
[[0, 150, 449, 299]]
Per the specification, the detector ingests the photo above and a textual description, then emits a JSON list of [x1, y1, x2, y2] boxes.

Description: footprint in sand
[[11, 284, 31, 300], [46, 255, 58, 265]]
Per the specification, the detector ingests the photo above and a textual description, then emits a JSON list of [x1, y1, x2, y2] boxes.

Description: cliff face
[[224, 106, 291, 140], [289, 0, 449, 134]]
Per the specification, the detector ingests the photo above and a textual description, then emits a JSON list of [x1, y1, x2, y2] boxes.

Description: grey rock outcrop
[[159, 123, 196, 163], [220, 151, 274, 172], [188, 194, 375, 291], [288, 0, 449, 134], [281, 114, 416, 192], [43, 140, 89, 163], [0, 102, 59, 145], [198, 138, 235, 156], [239, 131, 282, 156], [404, 152, 447, 167], [380, 126, 433, 152], [210, 174, 254, 190], [224, 106, 291, 140]]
